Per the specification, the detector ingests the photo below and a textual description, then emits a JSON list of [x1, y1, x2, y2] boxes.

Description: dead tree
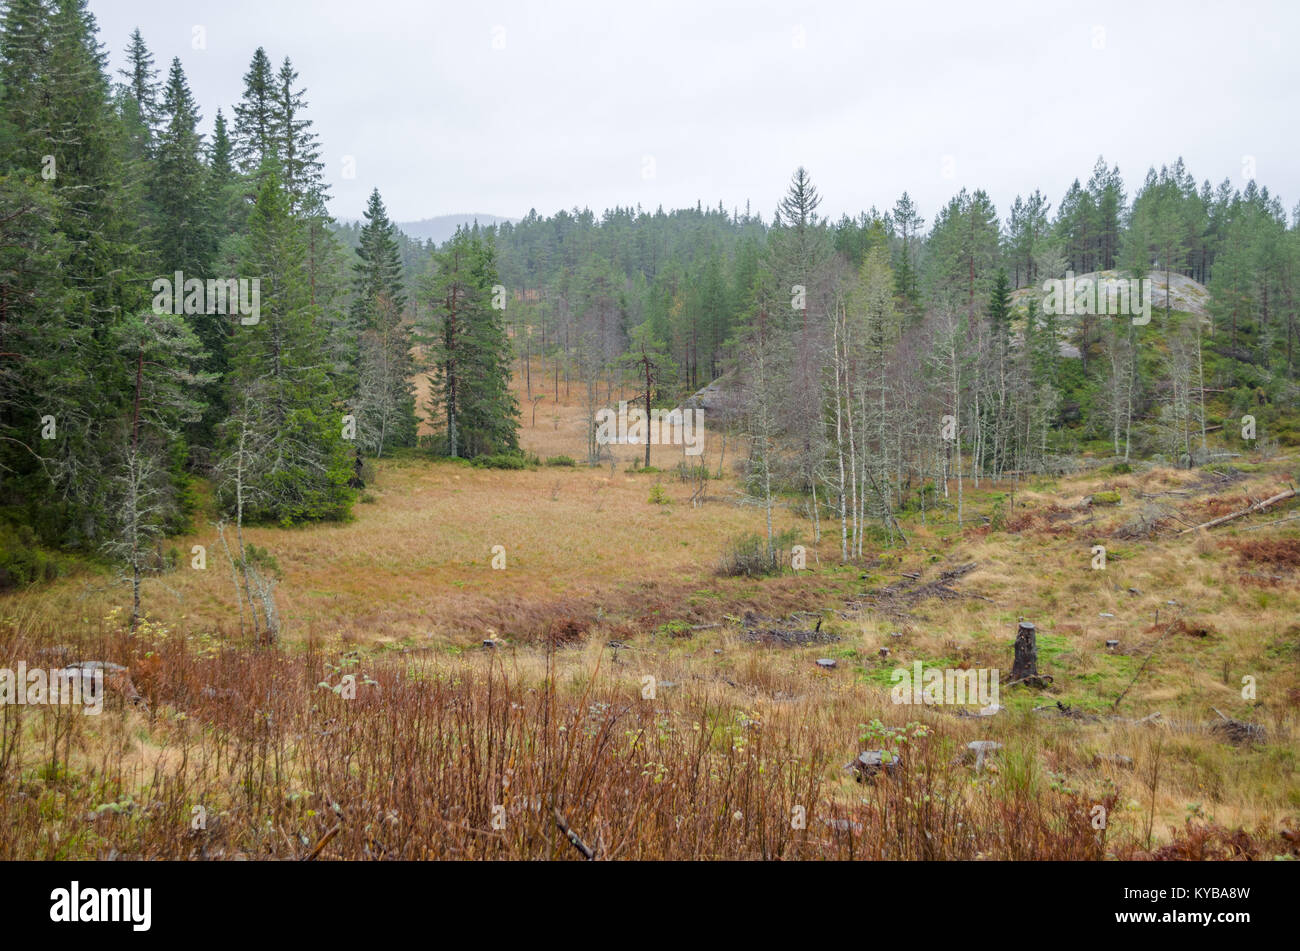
[[1177, 486, 1297, 535]]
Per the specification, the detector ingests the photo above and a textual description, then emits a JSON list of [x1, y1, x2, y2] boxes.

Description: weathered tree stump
[[1007, 621, 1053, 687], [1010, 620, 1038, 682]]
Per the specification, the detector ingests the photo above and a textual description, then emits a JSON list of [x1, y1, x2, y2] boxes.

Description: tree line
[[480, 164, 1298, 563]]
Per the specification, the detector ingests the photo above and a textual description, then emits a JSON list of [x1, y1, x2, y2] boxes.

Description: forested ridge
[[2, 0, 1298, 594]]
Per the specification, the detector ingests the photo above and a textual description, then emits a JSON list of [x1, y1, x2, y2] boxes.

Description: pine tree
[[1088, 157, 1125, 272], [925, 188, 1000, 320], [697, 247, 729, 381], [1056, 178, 1099, 273]]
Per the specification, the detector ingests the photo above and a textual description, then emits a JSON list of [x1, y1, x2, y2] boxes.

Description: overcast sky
[[92, 0, 1299, 227]]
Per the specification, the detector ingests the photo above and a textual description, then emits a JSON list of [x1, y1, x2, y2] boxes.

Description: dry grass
[[0, 608, 1292, 860], [1, 374, 1297, 859], [7, 375, 817, 647]]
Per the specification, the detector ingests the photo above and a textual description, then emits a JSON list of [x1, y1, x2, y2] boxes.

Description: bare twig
[[553, 807, 596, 860], [1113, 619, 1178, 712], [304, 823, 340, 861]]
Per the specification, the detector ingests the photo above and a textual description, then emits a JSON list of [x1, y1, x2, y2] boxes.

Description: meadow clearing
[[1, 368, 1297, 860]]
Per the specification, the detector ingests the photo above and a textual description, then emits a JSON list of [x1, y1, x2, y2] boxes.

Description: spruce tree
[[223, 159, 351, 524], [273, 56, 325, 215], [232, 47, 277, 177], [420, 228, 519, 458], [151, 57, 211, 277], [206, 107, 244, 238], [352, 188, 406, 324], [0, 0, 52, 165], [118, 27, 159, 135], [0, 172, 79, 543], [7, 0, 152, 548], [43, 0, 141, 323], [351, 189, 415, 455], [150, 57, 227, 444]]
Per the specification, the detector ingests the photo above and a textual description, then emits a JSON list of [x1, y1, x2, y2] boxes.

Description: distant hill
[[394, 214, 518, 245]]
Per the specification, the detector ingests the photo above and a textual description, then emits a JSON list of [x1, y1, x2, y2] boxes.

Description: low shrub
[[0, 524, 64, 590], [470, 452, 539, 470], [717, 529, 799, 577]]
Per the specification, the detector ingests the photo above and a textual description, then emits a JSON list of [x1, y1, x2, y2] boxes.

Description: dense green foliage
[[0, 2, 517, 593]]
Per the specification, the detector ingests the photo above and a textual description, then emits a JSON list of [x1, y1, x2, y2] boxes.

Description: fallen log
[[1177, 486, 1297, 535], [1240, 513, 1300, 531], [1209, 708, 1266, 745]]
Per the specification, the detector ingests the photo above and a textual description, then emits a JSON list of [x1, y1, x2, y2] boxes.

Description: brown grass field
[[1, 365, 1297, 860]]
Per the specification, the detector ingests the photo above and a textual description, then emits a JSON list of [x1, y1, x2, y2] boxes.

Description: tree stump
[[1010, 621, 1040, 684], [851, 750, 902, 782]]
